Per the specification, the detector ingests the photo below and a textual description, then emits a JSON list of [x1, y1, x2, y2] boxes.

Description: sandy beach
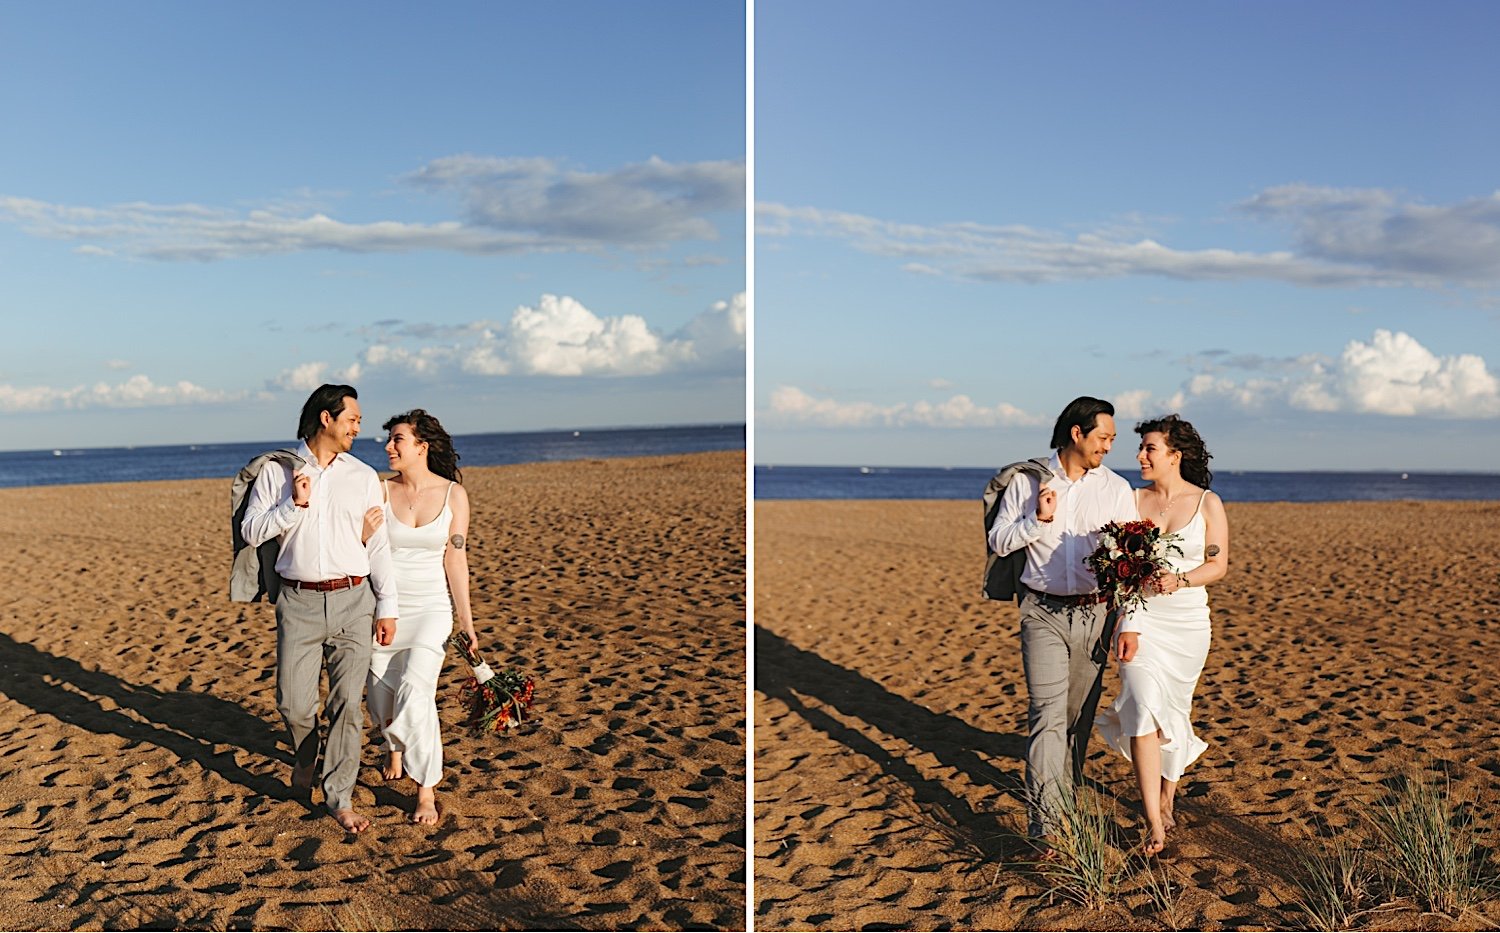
[[0, 451, 745, 931], [754, 498, 1500, 931]]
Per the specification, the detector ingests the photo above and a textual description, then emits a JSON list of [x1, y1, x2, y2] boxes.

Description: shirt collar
[[294, 440, 342, 474], [1048, 451, 1099, 486]]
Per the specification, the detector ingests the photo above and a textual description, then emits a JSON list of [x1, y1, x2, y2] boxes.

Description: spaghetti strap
[[442, 481, 455, 508], [382, 478, 390, 503]]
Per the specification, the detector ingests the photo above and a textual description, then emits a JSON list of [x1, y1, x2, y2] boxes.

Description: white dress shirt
[[988, 451, 1137, 597], [240, 441, 398, 620]]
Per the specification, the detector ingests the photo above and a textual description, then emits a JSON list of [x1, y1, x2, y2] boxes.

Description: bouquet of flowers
[[446, 633, 536, 734], [1084, 519, 1184, 613]]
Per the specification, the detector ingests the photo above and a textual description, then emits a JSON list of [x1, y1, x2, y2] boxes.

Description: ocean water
[[754, 464, 1500, 503], [0, 424, 745, 490]]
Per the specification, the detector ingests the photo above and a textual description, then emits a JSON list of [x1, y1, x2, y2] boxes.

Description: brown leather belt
[[1025, 586, 1102, 608], [281, 575, 364, 593]]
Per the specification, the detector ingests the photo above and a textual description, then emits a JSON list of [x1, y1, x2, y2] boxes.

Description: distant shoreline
[[0, 424, 745, 490], [754, 463, 1500, 503]]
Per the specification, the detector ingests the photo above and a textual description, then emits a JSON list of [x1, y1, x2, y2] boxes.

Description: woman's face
[[1137, 431, 1179, 481], [384, 423, 428, 470]]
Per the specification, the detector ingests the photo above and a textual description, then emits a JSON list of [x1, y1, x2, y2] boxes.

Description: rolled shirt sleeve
[[989, 472, 1054, 558], [240, 461, 302, 547]]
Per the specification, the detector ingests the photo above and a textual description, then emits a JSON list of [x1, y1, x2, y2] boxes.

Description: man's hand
[[291, 472, 312, 508], [375, 617, 396, 646], [1115, 631, 1139, 662], [1036, 485, 1058, 523], [361, 506, 384, 544]]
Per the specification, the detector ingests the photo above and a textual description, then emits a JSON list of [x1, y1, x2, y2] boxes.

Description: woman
[[361, 409, 477, 825], [1096, 414, 1229, 855]]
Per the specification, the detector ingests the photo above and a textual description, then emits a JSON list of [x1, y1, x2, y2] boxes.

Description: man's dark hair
[[297, 384, 358, 441], [1049, 396, 1115, 451]]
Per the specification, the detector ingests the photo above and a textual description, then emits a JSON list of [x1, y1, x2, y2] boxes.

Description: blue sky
[[0, 2, 744, 451], [756, 1, 1500, 472]]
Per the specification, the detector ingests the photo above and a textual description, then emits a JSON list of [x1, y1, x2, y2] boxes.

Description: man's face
[[1073, 413, 1116, 469], [321, 396, 362, 453]]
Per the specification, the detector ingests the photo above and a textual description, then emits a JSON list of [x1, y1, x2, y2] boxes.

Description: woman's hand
[[460, 624, 478, 655], [1153, 571, 1182, 595], [1115, 631, 1140, 662], [361, 505, 384, 544]]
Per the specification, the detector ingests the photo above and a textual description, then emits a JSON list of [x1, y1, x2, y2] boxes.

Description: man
[[241, 384, 398, 833], [988, 396, 1136, 850]]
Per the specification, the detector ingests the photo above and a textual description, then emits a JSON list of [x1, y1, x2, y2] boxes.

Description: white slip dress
[[366, 480, 454, 788], [1096, 490, 1212, 782]]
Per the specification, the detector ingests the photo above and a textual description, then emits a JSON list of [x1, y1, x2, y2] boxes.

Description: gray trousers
[[275, 581, 375, 812], [1019, 589, 1111, 839]]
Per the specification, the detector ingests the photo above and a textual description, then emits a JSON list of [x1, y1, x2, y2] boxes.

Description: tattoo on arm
[[1206, 544, 1220, 557], [450, 533, 466, 551]]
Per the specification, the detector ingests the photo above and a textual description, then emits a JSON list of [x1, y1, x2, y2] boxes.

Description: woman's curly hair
[[1135, 413, 1213, 489], [383, 409, 462, 483]]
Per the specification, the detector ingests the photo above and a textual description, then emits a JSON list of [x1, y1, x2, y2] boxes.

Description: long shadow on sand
[[0, 630, 299, 803], [756, 626, 1027, 858]]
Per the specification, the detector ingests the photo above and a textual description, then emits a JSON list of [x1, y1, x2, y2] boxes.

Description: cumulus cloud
[[766, 386, 1046, 429], [0, 155, 744, 262], [0, 374, 242, 413], [765, 330, 1498, 433], [674, 291, 746, 364], [267, 360, 362, 392], [347, 292, 744, 382], [758, 186, 1500, 289], [1112, 389, 1154, 420], [1173, 330, 1500, 418]]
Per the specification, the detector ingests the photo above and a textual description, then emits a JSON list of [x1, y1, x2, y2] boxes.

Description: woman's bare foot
[[411, 787, 439, 825], [1160, 799, 1176, 832], [1142, 822, 1166, 856], [382, 750, 403, 781], [331, 808, 370, 834]]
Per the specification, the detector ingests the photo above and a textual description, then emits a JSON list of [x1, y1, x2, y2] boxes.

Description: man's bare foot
[[411, 787, 439, 825], [331, 808, 370, 834], [382, 751, 402, 782], [291, 762, 316, 791]]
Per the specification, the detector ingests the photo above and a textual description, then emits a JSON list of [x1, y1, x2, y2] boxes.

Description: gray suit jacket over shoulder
[[229, 448, 303, 603], [981, 457, 1055, 602]]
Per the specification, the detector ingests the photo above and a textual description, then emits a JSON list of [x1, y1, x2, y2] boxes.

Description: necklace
[[402, 482, 438, 512], [1155, 487, 1188, 517]]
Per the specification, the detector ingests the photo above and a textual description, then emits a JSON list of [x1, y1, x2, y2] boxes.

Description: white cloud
[[1174, 330, 1500, 418], [509, 295, 687, 376], [104, 359, 131, 371], [0, 374, 241, 413], [350, 292, 744, 381], [267, 360, 364, 392], [0, 155, 744, 262], [271, 361, 330, 392], [758, 186, 1500, 290], [674, 291, 746, 364], [1112, 389, 1153, 420], [767, 385, 1046, 429]]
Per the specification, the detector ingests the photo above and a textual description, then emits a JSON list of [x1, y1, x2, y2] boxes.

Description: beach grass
[[1135, 852, 1190, 931], [1290, 823, 1375, 932], [1027, 783, 1130, 911], [1368, 765, 1493, 917]]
